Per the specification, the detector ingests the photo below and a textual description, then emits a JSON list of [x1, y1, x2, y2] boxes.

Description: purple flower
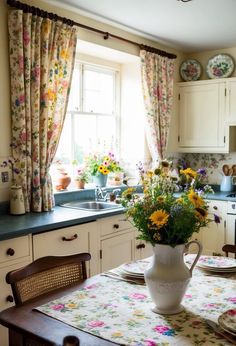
[[214, 214, 220, 224], [197, 168, 207, 176]]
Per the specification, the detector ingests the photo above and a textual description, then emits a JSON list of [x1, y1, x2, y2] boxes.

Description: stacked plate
[[197, 256, 236, 273], [218, 309, 236, 337], [118, 258, 151, 282]]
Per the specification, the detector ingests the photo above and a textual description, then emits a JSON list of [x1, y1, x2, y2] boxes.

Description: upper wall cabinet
[[177, 78, 236, 153]]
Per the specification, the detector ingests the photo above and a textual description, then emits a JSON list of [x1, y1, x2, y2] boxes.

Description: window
[[54, 62, 120, 167]]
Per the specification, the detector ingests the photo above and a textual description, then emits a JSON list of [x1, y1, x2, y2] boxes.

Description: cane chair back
[[222, 244, 236, 259], [6, 252, 91, 305]]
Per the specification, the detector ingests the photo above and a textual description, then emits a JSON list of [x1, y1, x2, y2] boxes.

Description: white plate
[[218, 309, 236, 334], [119, 259, 151, 275], [197, 256, 236, 269]]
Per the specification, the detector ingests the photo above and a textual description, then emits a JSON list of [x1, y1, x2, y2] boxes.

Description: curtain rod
[[7, 0, 177, 60]]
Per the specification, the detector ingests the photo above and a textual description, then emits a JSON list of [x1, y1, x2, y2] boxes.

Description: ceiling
[[47, 0, 236, 53]]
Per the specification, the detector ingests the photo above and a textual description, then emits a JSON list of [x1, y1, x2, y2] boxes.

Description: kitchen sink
[[61, 200, 123, 211]]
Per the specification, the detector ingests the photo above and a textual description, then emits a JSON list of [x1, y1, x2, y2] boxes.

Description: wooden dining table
[[0, 256, 236, 346]]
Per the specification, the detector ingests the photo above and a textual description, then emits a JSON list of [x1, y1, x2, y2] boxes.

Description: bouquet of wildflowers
[[121, 161, 219, 247], [86, 152, 122, 176], [75, 165, 90, 183]]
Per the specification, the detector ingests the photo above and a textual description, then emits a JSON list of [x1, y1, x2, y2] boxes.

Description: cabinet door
[[100, 231, 135, 272], [178, 82, 225, 149], [134, 231, 153, 260], [227, 79, 236, 123], [201, 199, 226, 256]]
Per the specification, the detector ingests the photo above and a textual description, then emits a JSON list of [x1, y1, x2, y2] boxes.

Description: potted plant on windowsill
[[75, 165, 90, 189], [85, 151, 122, 187]]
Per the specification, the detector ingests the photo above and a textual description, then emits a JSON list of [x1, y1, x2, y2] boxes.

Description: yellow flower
[[180, 168, 197, 179], [103, 168, 110, 175], [153, 232, 161, 241], [188, 190, 204, 208], [195, 207, 208, 220], [98, 165, 104, 173], [176, 198, 183, 204], [157, 196, 165, 203], [149, 210, 169, 229], [147, 170, 154, 177]]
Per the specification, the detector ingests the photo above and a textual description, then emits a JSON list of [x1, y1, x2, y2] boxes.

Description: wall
[[0, 0, 183, 202]]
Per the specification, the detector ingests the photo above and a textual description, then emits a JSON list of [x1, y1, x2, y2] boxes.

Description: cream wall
[[0, 0, 183, 202]]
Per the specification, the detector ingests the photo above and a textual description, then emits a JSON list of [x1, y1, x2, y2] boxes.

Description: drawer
[[99, 215, 132, 237], [0, 236, 31, 266], [33, 224, 95, 259], [206, 200, 226, 215], [0, 260, 31, 310]]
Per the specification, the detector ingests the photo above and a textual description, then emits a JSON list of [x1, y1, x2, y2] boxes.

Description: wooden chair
[[6, 252, 91, 306], [222, 244, 236, 259], [6, 253, 90, 346]]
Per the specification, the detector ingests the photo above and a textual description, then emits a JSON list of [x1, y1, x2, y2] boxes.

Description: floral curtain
[[140, 50, 175, 161], [8, 10, 76, 212]]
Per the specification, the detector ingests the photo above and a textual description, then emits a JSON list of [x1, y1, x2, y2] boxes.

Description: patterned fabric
[[8, 10, 76, 212], [37, 260, 236, 345], [140, 50, 174, 161]]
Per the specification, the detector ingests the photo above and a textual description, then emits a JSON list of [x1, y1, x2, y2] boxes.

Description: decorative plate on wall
[[179, 59, 202, 81], [206, 54, 234, 79]]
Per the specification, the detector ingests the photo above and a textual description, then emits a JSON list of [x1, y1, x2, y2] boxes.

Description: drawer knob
[[6, 295, 14, 303], [113, 224, 119, 229], [136, 243, 145, 249], [213, 206, 218, 210], [62, 234, 78, 241], [6, 248, 15, 256]]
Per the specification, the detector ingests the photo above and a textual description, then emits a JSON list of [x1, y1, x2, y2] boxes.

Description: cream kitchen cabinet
[[98, 215, 136, 272], [33, 222, 99, 276], [226, 78, 236, 124], [190, 200, 227, 256], [177, 79, 236, 153], [0, 235, 32, 346], [134, 231, 153, 260]]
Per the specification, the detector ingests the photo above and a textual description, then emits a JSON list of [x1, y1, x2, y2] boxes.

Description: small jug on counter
[[10, 185, 25, 215], [220, 175, 235, 192]]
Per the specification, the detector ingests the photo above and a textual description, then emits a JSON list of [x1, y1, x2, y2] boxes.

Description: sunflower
[[180, 168, 197, 180], [149, 210, 169, 229], [188, 190, 204, 208], [157, 196, 165, 203], [98, 165, 104, 173], [195, 207, 208, 220]]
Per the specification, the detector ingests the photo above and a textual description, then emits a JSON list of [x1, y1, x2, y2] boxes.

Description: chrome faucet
[[95, 186, 107, 201], [112, 188, 121, 197]]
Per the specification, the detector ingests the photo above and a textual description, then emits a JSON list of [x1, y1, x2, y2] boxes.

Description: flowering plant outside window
[[85, 152, 122, 176], [121, 161, 219, 247]]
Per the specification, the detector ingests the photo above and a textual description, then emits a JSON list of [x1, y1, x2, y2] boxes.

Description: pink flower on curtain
[[23, 31, 30, 45]]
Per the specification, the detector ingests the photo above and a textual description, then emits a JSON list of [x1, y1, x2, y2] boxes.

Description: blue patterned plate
[[206, 54, 234, 79], [180, 59, 202, 81]]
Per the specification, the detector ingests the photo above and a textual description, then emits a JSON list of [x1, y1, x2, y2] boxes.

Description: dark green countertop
[[0, 205, 125, 241]]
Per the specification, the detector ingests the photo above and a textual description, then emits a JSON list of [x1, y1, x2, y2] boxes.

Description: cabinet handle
[[136, 243, 145, 249], [113, 224, 119, 229], [62, 234, 78, 241], [213, 206, 218, 210], [6, 248, 15, 256], [6, 295, 14, 303]]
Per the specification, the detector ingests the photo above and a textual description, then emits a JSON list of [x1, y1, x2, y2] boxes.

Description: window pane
[[83, 69, 114, 114], [54, 114, 72, 164], [97, 116, 116, 150], [67, 67, 80, 111], [73, 114, 97, 162]]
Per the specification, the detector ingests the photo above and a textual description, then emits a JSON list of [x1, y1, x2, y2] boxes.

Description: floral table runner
[[36, 273, 236, 345]]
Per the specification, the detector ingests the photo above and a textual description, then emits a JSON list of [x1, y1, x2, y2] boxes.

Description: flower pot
[[93, 173, 107, 187], [144, 240, 202, 315], [10, 185, 25, 215], [75, 179, 85, 189], [57, 172, 71, 190]]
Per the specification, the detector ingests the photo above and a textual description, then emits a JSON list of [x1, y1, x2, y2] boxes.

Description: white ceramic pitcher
[[220, 175, 236, 192]]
